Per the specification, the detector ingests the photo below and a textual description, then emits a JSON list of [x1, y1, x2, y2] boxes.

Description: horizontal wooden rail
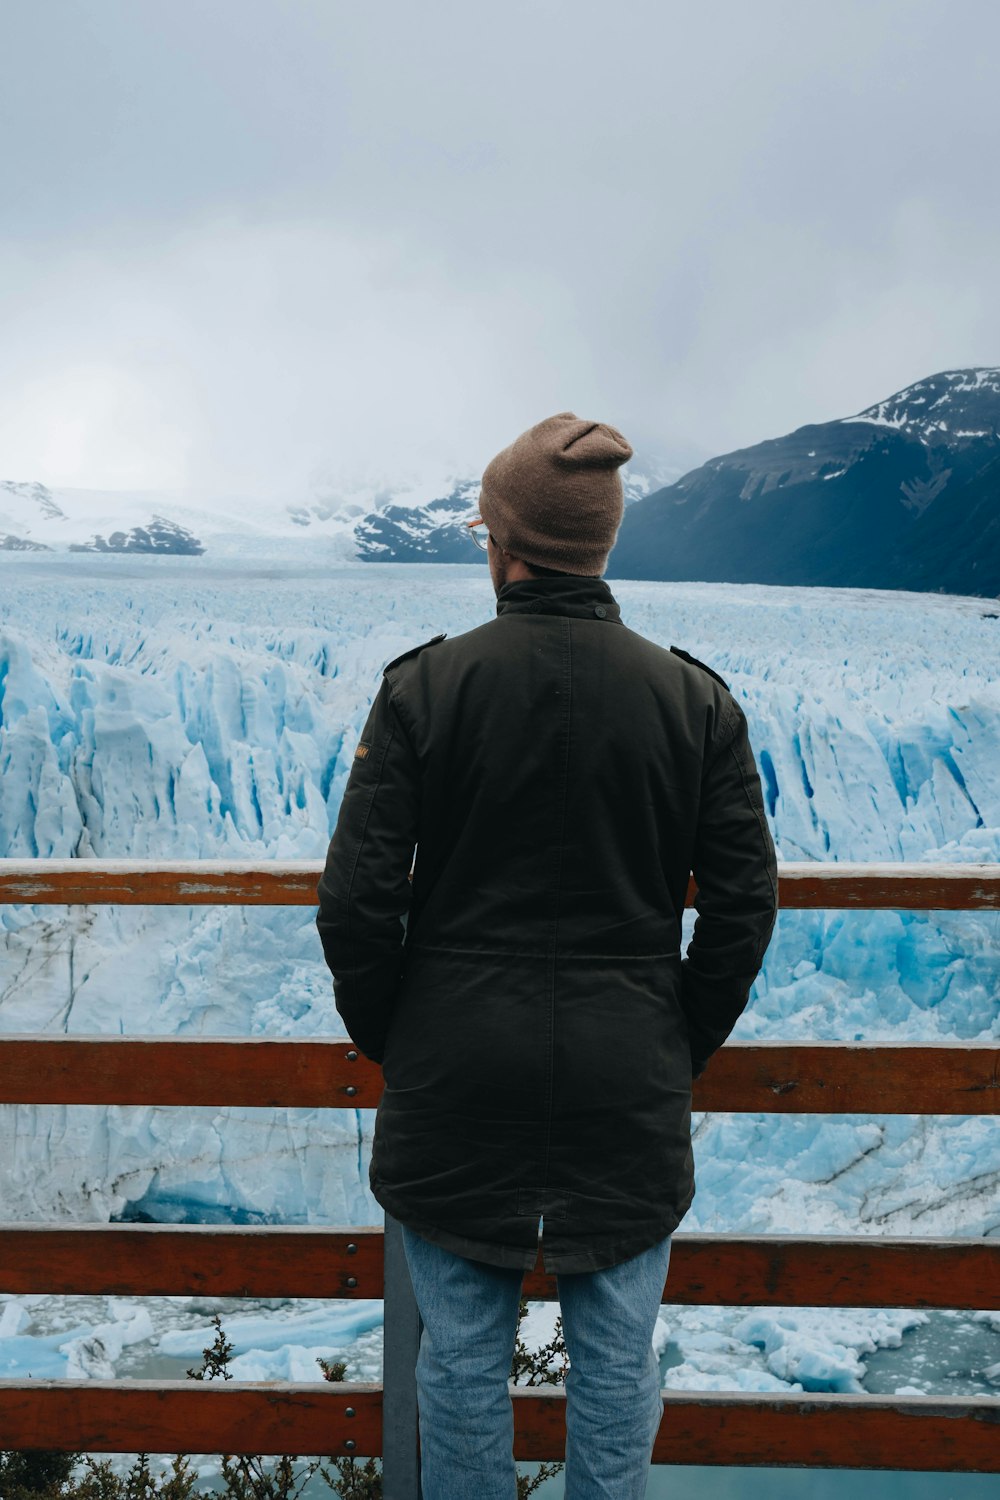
[[0, 1225, 385, 1299], [1, 1225, 997, 1309], [0, 1384, 996, 1470], [0, 1381, 380, 1457], [522, 1389, 1000, 1472], [2, 861, 998, 1476], [0, 860, 325, 907], [2, 859, 1000, 908], [1, 1037, 996, 1113], [700, 1039, 1000, 1114], [0, 1037, 379, 1108], [529, 1233, 1000, 1309]]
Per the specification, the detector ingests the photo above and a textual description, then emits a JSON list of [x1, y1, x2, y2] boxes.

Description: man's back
[[396, 576, 712, 958], [318, 571, 778, 1273]]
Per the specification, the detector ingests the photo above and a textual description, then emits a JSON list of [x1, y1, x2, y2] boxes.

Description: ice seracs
[[1, 556, 998, 1397]]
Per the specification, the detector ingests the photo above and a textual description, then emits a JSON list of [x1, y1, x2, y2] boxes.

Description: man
[[317, 412, 779, 1498]]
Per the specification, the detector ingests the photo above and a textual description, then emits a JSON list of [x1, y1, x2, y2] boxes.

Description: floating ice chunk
[[0, 1325, 92, 1379], [663, 1363, 800, 1393], [0, 1300, 29, 1337], [60, 1301, 155, 1379], [63, 1333, 117, 1380], [226, 1342, 352, 1382], [157, 1301, 383, 1358]]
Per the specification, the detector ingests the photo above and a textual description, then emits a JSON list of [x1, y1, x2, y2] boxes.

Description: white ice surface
[[1, 553, 998, 1394]]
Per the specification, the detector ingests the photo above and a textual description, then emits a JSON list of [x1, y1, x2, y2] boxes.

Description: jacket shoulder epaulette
[[670, 644, 730, 691], [383, 633, 447, 674]]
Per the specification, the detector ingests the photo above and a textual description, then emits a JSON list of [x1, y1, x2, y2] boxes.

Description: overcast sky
[[2, 0, 998, 498]]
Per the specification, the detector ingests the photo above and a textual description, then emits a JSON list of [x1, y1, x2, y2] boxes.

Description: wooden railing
[[0, 860, 998, 1486]]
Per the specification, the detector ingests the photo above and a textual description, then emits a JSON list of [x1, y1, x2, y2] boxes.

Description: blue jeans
[[400, 1224, 672, 1499]]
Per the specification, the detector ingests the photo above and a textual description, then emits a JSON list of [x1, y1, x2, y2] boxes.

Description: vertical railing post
[[382, 1212, 422, 1499]]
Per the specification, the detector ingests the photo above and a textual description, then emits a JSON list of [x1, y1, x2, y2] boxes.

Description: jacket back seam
[[541, 617, 574, 1201]]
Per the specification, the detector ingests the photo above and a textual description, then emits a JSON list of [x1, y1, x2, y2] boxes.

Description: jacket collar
[[495, 575, 623, 623]]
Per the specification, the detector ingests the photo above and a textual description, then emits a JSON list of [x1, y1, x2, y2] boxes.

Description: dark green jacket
[[316, 574, 778, 1272]]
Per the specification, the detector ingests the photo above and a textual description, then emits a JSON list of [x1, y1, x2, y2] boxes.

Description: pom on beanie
[[479, 412, 633, 575]]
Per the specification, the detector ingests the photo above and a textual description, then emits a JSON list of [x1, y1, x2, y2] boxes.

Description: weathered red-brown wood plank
[[1, 1038, 996, 1113], [697, 1040, 1000, 1114], [510, 1390, 1000, 1471], [0, 1381, 380, 1456], [1, 1226, 995, 1310], [522, 1232, 1000, 1308], [0, 860, 324, 906], [765, 861, 1000, 910], [0, 1037, 383, 1107], [2, 859, 999, 908], [1, 1385, 996, 1469], [0, 1225, 385, 1299]]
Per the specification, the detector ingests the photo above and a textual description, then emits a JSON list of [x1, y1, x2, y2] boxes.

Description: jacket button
[[594, 605, 607, 618]]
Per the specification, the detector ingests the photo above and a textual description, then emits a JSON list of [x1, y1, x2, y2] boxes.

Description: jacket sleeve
[[680, 695, 779, 1080], [315, 675, 420, 1064]]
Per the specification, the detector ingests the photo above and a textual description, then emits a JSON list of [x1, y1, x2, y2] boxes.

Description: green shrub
[[0, 1450, 81, 1499]]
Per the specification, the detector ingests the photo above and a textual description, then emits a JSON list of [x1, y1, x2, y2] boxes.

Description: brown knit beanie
[[479, 411, 633, 576]]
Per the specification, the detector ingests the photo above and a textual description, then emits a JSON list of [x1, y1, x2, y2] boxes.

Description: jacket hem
[[372, 1180, 696, 1275]]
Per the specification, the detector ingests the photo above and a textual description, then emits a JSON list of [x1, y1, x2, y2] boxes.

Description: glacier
[[1, 549, 999, 1429]]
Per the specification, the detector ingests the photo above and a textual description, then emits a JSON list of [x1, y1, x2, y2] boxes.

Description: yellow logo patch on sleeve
[[354, 743, 371, 761]]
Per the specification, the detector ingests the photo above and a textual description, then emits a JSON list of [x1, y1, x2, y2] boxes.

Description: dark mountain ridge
[[608, 368, 1000, 596]]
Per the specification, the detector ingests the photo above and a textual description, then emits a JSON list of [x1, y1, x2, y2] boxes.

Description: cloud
[[0, 219, 603, 494], [1, 0, 998, 492]]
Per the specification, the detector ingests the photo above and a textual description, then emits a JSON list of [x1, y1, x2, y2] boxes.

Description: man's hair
[[525, 560, 598, 579]]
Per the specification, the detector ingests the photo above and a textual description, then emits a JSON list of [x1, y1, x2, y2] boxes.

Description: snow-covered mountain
[[0, 480, 209, 555], [6, 371, 1000, 587], [0, 459, 677, 562], [845, 366, 1000, 443], [610, 367, 1000, 596]]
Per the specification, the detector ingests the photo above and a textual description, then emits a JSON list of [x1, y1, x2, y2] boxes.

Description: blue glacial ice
[[1, 552, 998, 1396]]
